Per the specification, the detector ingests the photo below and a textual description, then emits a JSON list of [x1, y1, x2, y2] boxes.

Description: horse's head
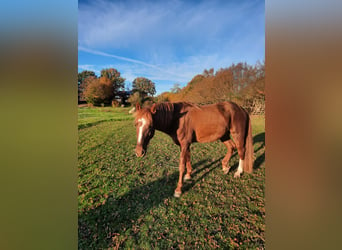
[[133, 103, 156, 157]]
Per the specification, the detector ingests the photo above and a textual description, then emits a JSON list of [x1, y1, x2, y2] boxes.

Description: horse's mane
[[153, 102, 195, 131]]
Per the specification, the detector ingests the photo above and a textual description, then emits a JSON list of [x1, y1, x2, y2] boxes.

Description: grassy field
[[78, 106, 133, 129], [78, 106, 265, 249]]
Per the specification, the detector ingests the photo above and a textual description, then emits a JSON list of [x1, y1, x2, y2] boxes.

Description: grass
[[78, 106, 265, 249], [78, 106, 133, 129]]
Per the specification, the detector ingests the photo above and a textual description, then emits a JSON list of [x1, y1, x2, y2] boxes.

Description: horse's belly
[[189, 108, 228, 143], [195, 126, 226, 143]]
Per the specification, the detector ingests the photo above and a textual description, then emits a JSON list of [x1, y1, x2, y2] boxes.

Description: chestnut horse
[[134, 102, 253, 197]]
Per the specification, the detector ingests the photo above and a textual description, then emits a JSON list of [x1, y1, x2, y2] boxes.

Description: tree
[[155, 92, 170, 103], [100, 68, 125, 94], [78, 70, 96, 85], [132, 77, 156, 97], [81, 76, 114, 105], [78, 70, 96, 102], [240, 62, 265, 99], [170, 83, 181, 93], [127, 91, 143, 106], [203, 68, 214, 78], [166, 62, 265, 106]]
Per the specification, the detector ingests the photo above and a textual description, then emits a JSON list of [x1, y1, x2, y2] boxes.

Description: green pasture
[[78, 106, 133, 129], [78, 107, 265, 249]]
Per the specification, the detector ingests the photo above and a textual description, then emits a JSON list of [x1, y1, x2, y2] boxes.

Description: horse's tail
[[244, 115, 254, 173]]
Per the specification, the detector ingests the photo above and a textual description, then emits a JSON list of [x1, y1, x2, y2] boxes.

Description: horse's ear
[[129, 107, 136, 114], [136, 102, 141, 111], [151, 103, 156, 114]]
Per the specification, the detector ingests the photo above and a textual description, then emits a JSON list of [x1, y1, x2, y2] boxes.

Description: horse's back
[[187, 103, 230, 143], [184, 102, 248, 143]]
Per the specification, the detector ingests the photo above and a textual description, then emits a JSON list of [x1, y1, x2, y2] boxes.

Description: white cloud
[[78, 0, 265, 94], [78, 46, 263, 94], [79, 47, 189, 80], [78, 64, 101, 75], [78, 0, 264, 60]]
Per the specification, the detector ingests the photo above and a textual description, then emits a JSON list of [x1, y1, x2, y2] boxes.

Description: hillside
[[159, 62, 265, 110]]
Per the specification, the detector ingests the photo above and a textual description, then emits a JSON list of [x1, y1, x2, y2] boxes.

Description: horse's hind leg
[[231, 132, 246, 178], [221, 140, 236, 174]]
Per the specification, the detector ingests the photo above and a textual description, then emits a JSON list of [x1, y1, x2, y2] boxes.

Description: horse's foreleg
[[222, 140, 236, 174], [174, 145, 188, 198], [184, 148, 192, 181]]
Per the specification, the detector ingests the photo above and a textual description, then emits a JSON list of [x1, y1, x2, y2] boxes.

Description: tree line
[[78, 62, 264, 113], [155, 62, 265, 113], [78, 68, 156, 106]]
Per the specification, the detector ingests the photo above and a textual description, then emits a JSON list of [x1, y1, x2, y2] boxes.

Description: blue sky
[[78, 0, 265, 95]]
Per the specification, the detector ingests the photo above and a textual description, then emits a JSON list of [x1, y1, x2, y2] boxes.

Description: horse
[[133, 101, 254, 197]]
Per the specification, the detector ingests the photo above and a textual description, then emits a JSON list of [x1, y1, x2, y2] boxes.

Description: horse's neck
[[153, 110, 174, 134]]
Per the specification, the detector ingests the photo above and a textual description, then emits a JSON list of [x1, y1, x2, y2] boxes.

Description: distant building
[[114, 91, 132, 105], [78, 83, 86, 104]]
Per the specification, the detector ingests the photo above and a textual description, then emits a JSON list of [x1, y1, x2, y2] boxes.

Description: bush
[[155, 92, 170, 103], [127, 92, 142, 106], [111, 100, 120, 108]]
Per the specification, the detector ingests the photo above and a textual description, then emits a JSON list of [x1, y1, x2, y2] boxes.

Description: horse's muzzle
[[135, 148, 146, 157]]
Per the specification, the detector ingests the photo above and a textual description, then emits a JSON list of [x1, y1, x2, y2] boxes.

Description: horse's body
[[134, 102, 253, 197]]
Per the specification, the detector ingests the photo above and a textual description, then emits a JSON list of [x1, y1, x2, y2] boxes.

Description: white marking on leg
[[137, 118, 146, 144], [238, 159, 244, 173], [234, 159, 244, 178]]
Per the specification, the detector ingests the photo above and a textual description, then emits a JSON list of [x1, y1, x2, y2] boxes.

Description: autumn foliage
[[79, 68, 125, 106], [100, 68, 125, 92], [81, 76, 114, 105], [132, 77, 156, 97], [78, 62, 264, 111], [163, 62, 265, 110]]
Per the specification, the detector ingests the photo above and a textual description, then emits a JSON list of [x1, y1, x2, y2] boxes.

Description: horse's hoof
[[234, 172, 241, 178], [223, 167, 230, 175], [184, 175, 191, 181], [174, 191, 182, 198]]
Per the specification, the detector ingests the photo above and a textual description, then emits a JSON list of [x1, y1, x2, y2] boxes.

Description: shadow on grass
[[254, 152, 265, 170], [188, 132, 265, 175], [183, 157, 235, 193], [78, 117, 133, 129], [78, 159, 216, 246], [78, 159, 226, 248], [253, 132, 265, 170], [253, 132, 265, 152], [78, 133, 265, 248], [253, 132, 265, 144], [78, 120, 110, 129], [79, 172, 179, 248]]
